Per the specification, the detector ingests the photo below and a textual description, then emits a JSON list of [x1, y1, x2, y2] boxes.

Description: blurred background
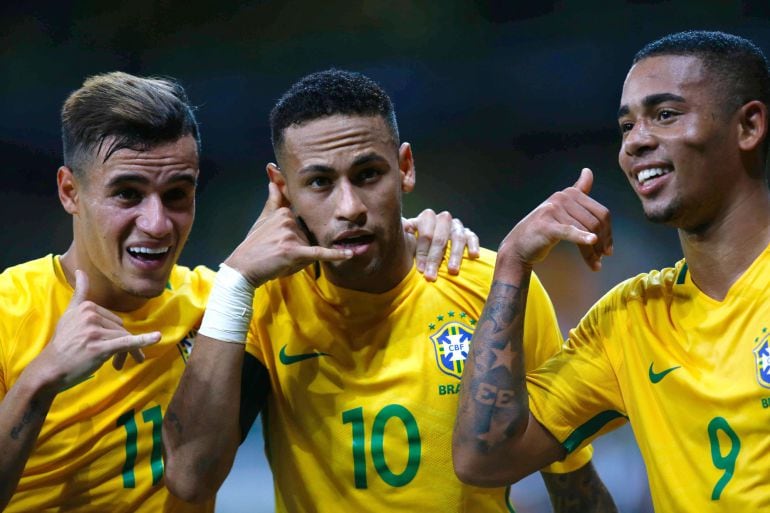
[[4, 1, 770, 511]]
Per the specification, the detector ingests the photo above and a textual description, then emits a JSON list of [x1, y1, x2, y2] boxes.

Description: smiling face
[[59, 135, 199, 311], [269, 114, 415, 293], [617, 55, 745, 231]]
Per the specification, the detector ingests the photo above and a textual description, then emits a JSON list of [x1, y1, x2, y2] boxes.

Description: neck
[[679, 186, 770, 300]]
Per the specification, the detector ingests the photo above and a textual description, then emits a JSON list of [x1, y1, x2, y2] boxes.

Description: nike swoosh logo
[[648, 362, 680, 384], [279, 345, 328, 365]]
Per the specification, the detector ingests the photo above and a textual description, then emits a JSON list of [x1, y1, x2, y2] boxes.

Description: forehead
[[620, 55, 712, 107], [90, 135, 200, 183], [279, 115, 396, 172]]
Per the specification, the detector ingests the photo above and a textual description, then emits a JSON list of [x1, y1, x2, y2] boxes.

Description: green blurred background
[[3, 1, 770, 512]]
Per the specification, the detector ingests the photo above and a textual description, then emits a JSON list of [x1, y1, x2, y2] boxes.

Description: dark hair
[[61, 71, 200, 178], [270, 69, 399, 155], [633, 30, 770, 113]]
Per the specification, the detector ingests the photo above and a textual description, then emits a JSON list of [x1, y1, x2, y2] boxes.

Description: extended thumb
[[70, 269, 89, 305], [574, 168, 594, 194]]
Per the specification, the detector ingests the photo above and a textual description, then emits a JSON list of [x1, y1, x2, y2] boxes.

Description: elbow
[[163, 453, 220, 503], [452, 444, 524, 488]]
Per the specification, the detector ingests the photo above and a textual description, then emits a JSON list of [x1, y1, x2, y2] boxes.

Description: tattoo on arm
[[464, 278, 531, 450], [10, 400, 41, 440], [542, 463, 618, 513]]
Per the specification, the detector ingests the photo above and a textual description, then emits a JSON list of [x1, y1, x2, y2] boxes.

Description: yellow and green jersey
[[527, 244, 770, 512], [246, 248, 593, 512], [0, 255, 215, 513]]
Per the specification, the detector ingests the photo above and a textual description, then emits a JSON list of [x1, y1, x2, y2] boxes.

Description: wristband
[[199, 263, 256, 344]]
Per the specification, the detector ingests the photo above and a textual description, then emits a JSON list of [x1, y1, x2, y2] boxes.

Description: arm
[[163, 182, 351, 502], [453, 169, 613, 486], [542, 462, 618, 513], [0, 271, 159, 508], [404, 209, 480, 280]]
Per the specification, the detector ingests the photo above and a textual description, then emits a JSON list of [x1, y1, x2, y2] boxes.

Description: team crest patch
[[754, 328, 770, 389], [428, 311, 476, 379]]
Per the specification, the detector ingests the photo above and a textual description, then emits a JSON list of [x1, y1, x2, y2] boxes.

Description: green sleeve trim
[[562, 410, 627, 453], [504, 485, 516, 513], [676, 262, 688, 284]]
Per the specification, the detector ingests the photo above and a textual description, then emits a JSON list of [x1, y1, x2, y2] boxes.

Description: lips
[[126, 245, 172, 269], [331, 232, 375, 256]]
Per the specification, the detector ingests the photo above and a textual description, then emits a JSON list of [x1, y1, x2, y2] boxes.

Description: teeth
[[128, 246, 170, 255], [637, 168, 668, 184]]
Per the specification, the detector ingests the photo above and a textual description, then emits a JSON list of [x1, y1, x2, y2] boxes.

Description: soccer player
[[453, 30, 770, 512], [163, 69, 617, 512], [0, 71, 464, 512]]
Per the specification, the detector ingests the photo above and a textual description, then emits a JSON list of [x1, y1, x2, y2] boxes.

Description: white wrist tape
[[199, 263, 255, 344]]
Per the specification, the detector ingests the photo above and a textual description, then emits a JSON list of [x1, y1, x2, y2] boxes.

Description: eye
[[356, 167, 382, 184], [619, 121, 634, 134], [114, 188, 142, 203], [657, 109, 678, 121], [308, 176, 332, 189], [163, 187, 194, 207]]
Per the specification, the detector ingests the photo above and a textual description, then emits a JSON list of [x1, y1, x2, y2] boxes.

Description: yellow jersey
[[0, 255, 215, 513], [246, 249, 593, 512], [527, 245, 770, 512]]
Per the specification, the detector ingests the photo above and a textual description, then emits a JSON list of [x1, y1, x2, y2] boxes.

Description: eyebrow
[[296, 152, 390, 176], [617, 93, 686, 119], [105, 172, 197, 189]]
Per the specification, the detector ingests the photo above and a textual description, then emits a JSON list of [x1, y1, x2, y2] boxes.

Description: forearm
[[0, 369, 56, 508], [542, 462, 618, 513], [163, 335, 244, 502], [454, 258, 563, 485]]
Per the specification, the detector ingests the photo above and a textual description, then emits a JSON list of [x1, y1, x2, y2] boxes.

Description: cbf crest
[[428, 311, 476, 379], [754, 327, 770, 389]]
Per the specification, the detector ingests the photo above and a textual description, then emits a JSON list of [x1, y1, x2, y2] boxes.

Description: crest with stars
[[428, 311, 476, 379], [753, 327, 770, 389]]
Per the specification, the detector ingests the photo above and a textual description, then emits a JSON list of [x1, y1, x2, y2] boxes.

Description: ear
[[398, 142, 416, 194], [266, 162, 290, 201], [57, 166, 80, 214], [737, 100, 768, 153]]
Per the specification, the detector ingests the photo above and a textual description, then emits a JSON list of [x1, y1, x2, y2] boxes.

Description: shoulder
[[433, 247, 496, 294], [0, 255, 59, 308], [168, 263, 216, 298]]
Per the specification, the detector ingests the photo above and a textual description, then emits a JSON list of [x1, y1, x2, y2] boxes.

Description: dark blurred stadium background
[[4, 2, 770, 511]]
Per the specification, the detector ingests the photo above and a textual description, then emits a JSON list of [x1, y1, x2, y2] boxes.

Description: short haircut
[[633, 30, 770, 114], [61, 71, 201, 178], [270, 69, 399, 156]]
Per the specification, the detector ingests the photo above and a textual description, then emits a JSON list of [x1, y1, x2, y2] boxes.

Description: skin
[[164, 116, 614, 511], [0, 135, 201, 508], [452, 53, 769, 499]]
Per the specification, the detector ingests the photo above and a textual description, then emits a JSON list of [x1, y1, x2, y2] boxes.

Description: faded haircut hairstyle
[[61, 71, 200, 178], [269, 69, 399, 157], [634, 30, 770, 114]]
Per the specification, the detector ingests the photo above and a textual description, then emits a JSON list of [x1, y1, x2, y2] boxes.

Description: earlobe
[[737, 100, 767, 152], [399, 142, 416, 193], [57, 166, 79, 214]]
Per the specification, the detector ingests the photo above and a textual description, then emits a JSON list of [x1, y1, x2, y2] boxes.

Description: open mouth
[[127, 246, 171, 262], [332, 234, 375, 256]]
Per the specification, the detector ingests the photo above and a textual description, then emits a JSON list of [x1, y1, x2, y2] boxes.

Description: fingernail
[[416, 261, 425, 272], [426, 263, 437, 276]]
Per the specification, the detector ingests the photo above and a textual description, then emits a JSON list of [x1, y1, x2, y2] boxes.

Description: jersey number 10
[[342, 404, 422, 489]]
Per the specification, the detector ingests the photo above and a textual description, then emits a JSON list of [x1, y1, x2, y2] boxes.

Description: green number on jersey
[[117, 405, 164, 488], [342, 404, 422, 489], [708, 416, 740, 500]]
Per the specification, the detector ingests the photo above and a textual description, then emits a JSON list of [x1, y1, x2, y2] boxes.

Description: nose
[[334, 180, 367, 225], [136, 195, 173, 238], [622, 120, 657, 157]]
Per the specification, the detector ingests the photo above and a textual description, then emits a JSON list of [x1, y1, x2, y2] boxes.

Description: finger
[[112, 352, 127, 370], [466, 229, 481, 259], [259, 182, 290, 220], [129, 348, 145, 364], [402, 217, 417, 235], [68, 270, 90, 307], [412, 212, 436, 273], [300, 246, 354, 262], [424, 212, 452, 280], [447, 219, 466, 275], [101, 331, 162, 354], [573, 168, 594, 195]]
